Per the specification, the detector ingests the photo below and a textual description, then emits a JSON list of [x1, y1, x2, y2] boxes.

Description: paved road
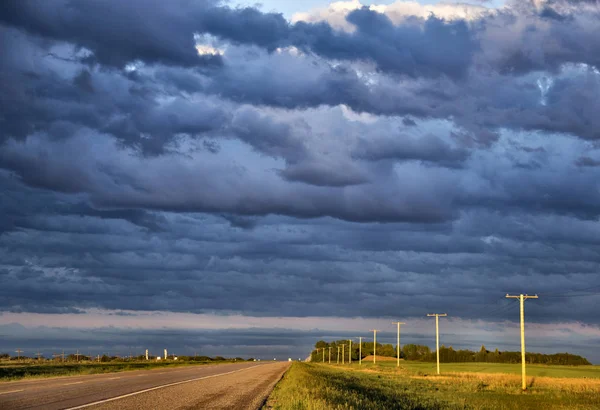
[[0, 361, 289, 409]]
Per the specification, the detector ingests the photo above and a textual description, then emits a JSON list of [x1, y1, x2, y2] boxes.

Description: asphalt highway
[[0, 361, 290, 410]]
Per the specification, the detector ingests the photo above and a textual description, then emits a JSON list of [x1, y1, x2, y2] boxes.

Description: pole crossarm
[[506, 294, 538, 300]]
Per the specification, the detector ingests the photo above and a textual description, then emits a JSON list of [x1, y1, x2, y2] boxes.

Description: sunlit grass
[[363, 361, 600, 379], [264, 362, 600, 409]]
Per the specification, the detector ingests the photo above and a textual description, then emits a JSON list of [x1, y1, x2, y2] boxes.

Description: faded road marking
[[63, 381, 84, 386]]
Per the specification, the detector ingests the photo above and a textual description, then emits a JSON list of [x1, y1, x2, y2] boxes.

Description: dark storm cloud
[[2, 0, 600, 363], [0, 0, 222, 68], [576, 156, 600, 167], [3, 0, 600, 155], [0, 1, 474, 78], [288, 10, 475, 79], [2, 178, 600, 323], [278, 161, 370, 187], [352, 133, 470, 167]]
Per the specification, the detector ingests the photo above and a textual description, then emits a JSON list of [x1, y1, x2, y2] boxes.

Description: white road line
[[0, 389, 25, 395], [63, 381, 84, 386], [64, 365, 263, 410], [107, 377, 121, 380], [136, 374, 147, 377]]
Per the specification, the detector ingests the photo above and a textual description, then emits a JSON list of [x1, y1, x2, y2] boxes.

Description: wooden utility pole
[[427, 314, 447, 375], [328, 347, 331, 364], [35, 351, 43, 360], [358, 337, 363, 365], [506, 294, 538, 390], [322, 348, 325, 363], [342, 344, 345, 365], [75, 350, 80, 362], [15, 349, 23, 360], [348, 340, 352, 364], [392, 322, 405, 367], [337, 346, 340, 364], [370, 330, 378, 364]]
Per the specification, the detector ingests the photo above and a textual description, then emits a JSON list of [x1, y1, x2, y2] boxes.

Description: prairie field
[[0, 359, 237, 381], [264, 361, 600, 409]]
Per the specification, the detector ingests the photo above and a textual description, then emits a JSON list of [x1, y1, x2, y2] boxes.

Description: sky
[[1, 0, 600, 363]]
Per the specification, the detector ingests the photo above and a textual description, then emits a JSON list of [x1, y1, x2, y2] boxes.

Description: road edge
[[259, 362, 292, 410]]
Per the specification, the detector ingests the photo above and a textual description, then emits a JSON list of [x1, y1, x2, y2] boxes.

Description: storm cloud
[[1, 0, 600, 360]]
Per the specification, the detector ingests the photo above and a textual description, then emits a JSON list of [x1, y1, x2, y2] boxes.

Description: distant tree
[[315, 340, 328, 349]]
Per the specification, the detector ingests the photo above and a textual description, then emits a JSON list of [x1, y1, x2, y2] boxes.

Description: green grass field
[[264, 361, 600, 409], [0, 360, 236, 381], [376, 361, 600, 379]]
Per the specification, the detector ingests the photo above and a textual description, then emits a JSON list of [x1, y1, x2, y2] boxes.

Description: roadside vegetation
[[0, 354, 254, 381], [264, 361, 600, 409]]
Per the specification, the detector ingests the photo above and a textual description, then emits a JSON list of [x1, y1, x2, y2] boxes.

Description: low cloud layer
[[1, 0, 600, 360]]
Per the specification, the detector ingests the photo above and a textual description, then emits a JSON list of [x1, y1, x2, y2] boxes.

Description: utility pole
[[370, 330, 378, 364], [328, 347, 331, 364], [337, 346, 340, 364], [342, 344, 345, 365], [145, 349, 149, 361], [164, 349, 167, 360], [35, 351, 42, 360], [506, 294, 538, 390], [322, 348, 325, 363], [392, 322, 405, 367], [348, 340, 352, 364], [427, 314, 447, 375], [357, 337, 363, 365], [75, 350, 80, 362], [15, 349, 23, 360]]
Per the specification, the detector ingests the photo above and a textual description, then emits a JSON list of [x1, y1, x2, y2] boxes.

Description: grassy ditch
[[0, 360, 239, 381], [264, 362, 600, 409]]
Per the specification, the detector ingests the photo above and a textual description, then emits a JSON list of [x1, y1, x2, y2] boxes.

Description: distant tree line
[[310, 341, 591, 365], [0, 353, 253, 363]]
